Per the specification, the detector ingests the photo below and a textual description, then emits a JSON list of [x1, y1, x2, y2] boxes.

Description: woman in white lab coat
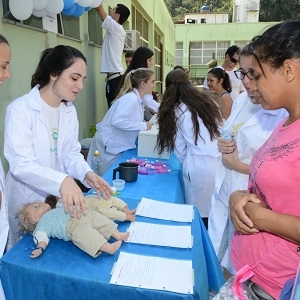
[[208, 45, 288, 273], [119, 46, 160, 118], [156, 69, 223, 228], [4, 45, 112, 247], [87, 68, 154, 173], [0, 34, 11, 300]]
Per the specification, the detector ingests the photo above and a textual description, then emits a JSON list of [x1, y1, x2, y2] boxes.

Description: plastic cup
[[112, 179, 125, 191]]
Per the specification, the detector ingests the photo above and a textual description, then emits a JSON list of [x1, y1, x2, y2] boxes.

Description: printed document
[[110, 252, 194, 294], [135, 197, 194, 222], [126, 222, 193, 248]]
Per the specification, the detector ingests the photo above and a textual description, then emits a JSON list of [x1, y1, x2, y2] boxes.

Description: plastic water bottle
[[222, 127, 233, 140], [92, 150, 103, 176]]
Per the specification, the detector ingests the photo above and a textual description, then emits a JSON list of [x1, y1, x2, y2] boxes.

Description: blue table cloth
[[1, 149, 224, 300], [102, 149, 185, 205]]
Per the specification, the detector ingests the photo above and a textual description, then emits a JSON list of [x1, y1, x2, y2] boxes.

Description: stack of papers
[[110, 252, 194, 295], [135, 197, 194, 222], [126, 222, 193, 248], [110, 197, 195, 295]]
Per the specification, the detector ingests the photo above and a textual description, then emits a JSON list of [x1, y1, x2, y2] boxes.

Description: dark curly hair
[[249, 21, 300, 77]]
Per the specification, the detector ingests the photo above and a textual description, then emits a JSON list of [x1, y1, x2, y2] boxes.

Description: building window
[[58, 15, 80, 39], [175, 42, 183, 66], [190, 41, 230, 65], [88, 9, 103, 45], [131, 5, 149, 47], [2, 0, 80, 40], [154, 29, 162, 93], [234, 40, 249, 49]]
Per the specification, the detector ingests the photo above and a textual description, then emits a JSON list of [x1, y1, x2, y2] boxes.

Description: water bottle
[[222, 127, 233, 140], [92, 150, 104, 176]]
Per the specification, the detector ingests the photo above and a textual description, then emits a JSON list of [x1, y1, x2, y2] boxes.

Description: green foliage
[[164, 0, 207, 20], [164, 0, 300, 22], [259, 0, 300, 22]]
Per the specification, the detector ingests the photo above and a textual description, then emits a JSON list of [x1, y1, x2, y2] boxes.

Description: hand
[[60, 176, 86, 218], [244, 201, 267, 231], [30, 248, 44, 258], [222, 148, 239, 170], [217, 137, 235, 154], [85, 171, 112, 199], [145, 122, 153, 130], [30, 242, 46, 258], [229, 190, 261, 234]]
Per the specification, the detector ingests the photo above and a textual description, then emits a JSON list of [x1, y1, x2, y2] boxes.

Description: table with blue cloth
[[1, 149, 224, 300]]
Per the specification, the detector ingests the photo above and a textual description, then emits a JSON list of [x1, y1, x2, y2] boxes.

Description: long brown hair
[[156, 69, 222, 154]]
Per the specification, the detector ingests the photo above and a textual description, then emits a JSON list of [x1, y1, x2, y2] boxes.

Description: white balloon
[[45, 0, 64, 15], [90, 0, 102, 8], [9, 0, 33, 21], [77, 0, 93, 7], [33, 0, 47, 11], [74, 0, 79, 3], [32, 8, 47, 18]]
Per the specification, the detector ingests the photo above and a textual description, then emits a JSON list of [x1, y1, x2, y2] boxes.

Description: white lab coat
[[0, 161, 8, 300], [4, 86, 92, 246], [142, 93, 160, 112], [174, 102, 221, 218], [208, 91, 288, 273], [87, 89, 147, 173]]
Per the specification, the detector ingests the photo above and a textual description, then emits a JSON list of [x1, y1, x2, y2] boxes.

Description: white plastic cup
[[112, 179, 125, 191]]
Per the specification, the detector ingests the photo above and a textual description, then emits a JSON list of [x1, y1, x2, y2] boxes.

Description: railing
[[189, 65, 210, 79]]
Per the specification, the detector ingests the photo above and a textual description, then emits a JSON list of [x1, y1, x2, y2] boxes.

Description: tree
[[164, 0, 300, 22], [164, 0, 209, 20], [164, 0, 183, 18], [260, 0, 300, 21]]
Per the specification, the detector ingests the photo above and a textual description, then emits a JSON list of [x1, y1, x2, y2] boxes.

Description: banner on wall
[[42, 13, 58, 33]]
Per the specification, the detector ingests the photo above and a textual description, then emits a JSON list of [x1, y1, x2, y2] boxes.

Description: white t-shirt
[[101, 16, 126, 73], [230, 100, 262, 137], [203, 65, 245, 101], [41, 100, 60, 171]]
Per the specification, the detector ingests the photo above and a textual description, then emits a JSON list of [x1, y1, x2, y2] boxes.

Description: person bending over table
[[229, 21, 300, 299], [4, 45, 112, 248], [18, 202, 129, 258], [87, 68, 154, 173], [118, 46, 160, 120], [156, 68, 222, 229]]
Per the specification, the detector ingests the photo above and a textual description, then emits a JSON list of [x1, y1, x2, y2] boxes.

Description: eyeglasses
[[234, 69, 255, 80], [229, 56, 239, 64]]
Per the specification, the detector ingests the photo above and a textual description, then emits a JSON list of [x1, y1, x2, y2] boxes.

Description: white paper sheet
[[135, 197, 194, 222], [110, 252, 194, 294], [126, 222, 193, 248]]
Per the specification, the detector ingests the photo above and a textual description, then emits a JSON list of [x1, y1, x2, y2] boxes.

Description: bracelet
[[35, 246, 45, 253]]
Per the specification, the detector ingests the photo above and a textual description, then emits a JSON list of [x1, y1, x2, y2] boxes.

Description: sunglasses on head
[[229, 56, 238, 64]]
